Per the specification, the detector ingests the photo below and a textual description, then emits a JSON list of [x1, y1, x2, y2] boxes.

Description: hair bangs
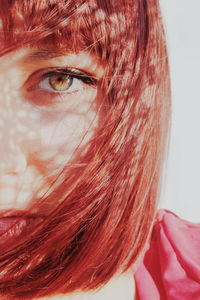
[[0, 0, 117, 62]]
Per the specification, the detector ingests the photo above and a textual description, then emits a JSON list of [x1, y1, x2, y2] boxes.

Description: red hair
[[0, 0, 171, 299]]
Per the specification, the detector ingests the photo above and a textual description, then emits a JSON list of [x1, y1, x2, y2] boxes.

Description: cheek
[[37, 106, 98, 170], [0, 68, 98, 180]]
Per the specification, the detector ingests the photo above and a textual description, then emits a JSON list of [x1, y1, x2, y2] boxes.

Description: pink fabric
[[134, 209, 200, 299]]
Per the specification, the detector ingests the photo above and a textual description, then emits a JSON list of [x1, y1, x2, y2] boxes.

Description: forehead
[[0, 1, 105, 53], [0, 0, 126, 80]]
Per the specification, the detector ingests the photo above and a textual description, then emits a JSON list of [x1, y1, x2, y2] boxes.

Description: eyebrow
[[24, 49, 70, 62], [23, 48, 104, 79]]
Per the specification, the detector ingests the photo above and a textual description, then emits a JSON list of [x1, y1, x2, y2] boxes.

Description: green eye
[[49, 74, 73, 91]]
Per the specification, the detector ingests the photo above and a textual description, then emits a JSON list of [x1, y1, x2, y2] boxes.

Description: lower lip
[[0, 216, 43, 243]]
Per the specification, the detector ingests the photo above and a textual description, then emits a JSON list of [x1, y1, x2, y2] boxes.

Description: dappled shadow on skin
[[0, 1, 170, 299]]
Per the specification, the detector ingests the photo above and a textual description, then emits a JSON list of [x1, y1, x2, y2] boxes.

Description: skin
[[0, 47, 137, 299], [0, 48, 103, 211]]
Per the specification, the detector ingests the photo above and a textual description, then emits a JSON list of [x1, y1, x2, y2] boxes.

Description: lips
[[0, 216, 43, 243]]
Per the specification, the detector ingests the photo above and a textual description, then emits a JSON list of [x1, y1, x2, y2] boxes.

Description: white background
[[159, 0, 200, 222]]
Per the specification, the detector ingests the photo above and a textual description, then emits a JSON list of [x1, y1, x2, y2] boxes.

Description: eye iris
[[49, 74, 73, 91]]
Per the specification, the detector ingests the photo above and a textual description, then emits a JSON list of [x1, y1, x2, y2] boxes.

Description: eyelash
[[38, 68, 97, 94]]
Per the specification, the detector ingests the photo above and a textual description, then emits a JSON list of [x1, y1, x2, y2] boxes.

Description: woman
[[0, 0, 199, 299]]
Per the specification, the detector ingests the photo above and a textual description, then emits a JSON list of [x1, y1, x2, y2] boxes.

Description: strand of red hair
[[0, 0, 171, 299]]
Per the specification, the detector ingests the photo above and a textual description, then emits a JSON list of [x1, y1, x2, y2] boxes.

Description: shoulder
[[134, 209, 200, 300]]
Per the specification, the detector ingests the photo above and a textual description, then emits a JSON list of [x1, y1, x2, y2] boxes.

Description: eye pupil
[[49, 74, 73, 91]]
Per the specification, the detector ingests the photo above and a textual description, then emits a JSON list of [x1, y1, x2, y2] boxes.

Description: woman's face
[[0, 47, 103, 211]]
